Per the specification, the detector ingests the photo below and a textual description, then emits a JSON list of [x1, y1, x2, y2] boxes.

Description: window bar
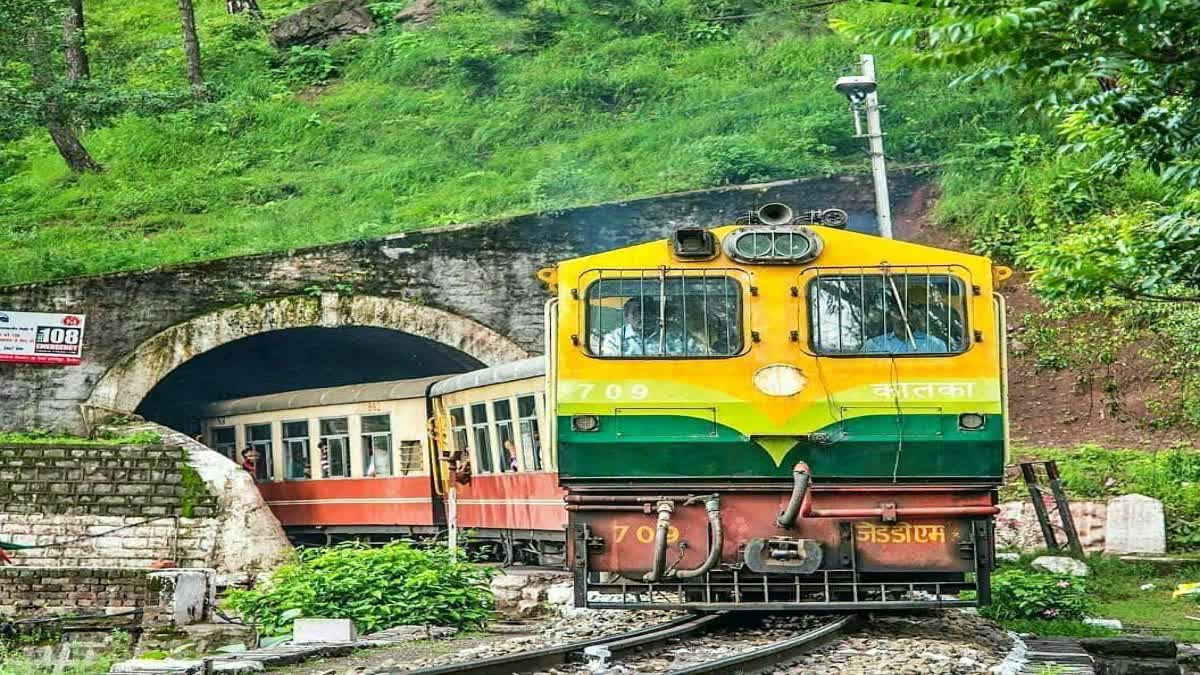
[[762, 574, 769, 602], [600, 270, 609, 357], [638, 270, 646, 357], [946, 272, 953, 349], [723, 273, 731, 353], [925, 268, 933, 348], [680, 271, 688, 357], [657, 268, 667, 356], [701, 269, 710, 357], [813, 267, 823, 351], [836, 272, 845, 353], [858, 268, 866, 351], [823, 570, 831, 603]]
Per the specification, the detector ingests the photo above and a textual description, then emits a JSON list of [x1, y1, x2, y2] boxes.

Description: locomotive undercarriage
[[572, 522, 992, 610], [566, 480, 997, 611]]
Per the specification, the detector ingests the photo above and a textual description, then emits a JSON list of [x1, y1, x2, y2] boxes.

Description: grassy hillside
[[0, 0, 1030, 285]]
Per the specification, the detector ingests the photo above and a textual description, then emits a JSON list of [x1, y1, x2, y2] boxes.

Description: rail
[[393, 613, 722, 675], [394, 612, 858, 675]]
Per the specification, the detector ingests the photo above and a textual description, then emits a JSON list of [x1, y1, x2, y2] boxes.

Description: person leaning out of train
[[862, 303, 949, 354], [240, 447, 258, 475]]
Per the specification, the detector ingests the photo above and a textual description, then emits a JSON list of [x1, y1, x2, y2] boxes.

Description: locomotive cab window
[[808, 270, 969, 356], [585, 273, 743, 358]]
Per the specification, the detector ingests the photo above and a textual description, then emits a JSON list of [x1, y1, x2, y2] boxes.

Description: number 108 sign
[[0, 311, 87, 365]]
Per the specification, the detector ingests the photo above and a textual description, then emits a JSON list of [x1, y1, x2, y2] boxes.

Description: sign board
[[0, 311, 87, 365]]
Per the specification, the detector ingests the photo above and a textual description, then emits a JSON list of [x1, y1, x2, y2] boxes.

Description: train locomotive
[[202, 202, 1008, 611], [544, 205, 1008, 610]]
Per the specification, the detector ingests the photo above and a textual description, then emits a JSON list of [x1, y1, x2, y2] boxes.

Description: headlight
[[958, 413, 986, 430], [571, 415, 600, 432], [753, 364, 808, 397], [724, 226, 823, 264]]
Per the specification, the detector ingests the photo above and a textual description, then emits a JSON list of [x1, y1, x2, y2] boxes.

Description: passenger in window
[[599, 297, 662, 356], [862, 304, 949, 354], [318, 440, 330, 478], [240, 447, 258, 475], [502, 439, 518, 472]]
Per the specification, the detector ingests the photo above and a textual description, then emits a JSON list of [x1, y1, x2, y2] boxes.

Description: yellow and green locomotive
[[540, 205, 1009, 609]]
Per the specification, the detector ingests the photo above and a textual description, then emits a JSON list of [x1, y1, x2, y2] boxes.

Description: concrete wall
[[0, 175, 922, 434]]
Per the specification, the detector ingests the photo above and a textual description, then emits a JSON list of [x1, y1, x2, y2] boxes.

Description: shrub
[[225, 542, 496, 635], [980, 568, 1091, 621]]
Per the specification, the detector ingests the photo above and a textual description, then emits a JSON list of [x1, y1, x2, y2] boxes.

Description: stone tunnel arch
[[84, 294, 530, 423]]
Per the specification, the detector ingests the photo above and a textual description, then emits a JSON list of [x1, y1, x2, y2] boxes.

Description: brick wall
[[0, 567, 149, 617], [0, 443, 221, 568]]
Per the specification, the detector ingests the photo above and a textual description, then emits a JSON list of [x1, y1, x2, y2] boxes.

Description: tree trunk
[[178, 0, 205, 98], [226, 0, 262, 18], [45, 111, 102, 173], [27, 30, 101, 173], [63, 0, 89, 81]]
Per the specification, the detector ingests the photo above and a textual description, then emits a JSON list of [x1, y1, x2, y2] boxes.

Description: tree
[[178, 0, 205, 98], [838, 0, 1200, 301], [63, 0, 89, 81], [0, 0, 102, 173]]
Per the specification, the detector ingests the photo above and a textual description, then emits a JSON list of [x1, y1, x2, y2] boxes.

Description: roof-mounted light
[[723, 226, 823, 264]]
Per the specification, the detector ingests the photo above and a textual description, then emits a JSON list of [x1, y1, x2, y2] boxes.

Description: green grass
[[0, 0, 1033, 285], [992, 554, 1200, 642]]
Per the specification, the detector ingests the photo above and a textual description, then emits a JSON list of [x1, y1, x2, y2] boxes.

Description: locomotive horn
[[756, 202, 794, 226]]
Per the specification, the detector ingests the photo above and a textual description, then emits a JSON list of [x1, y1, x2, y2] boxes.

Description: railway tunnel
[[135, 326, 484, 435]]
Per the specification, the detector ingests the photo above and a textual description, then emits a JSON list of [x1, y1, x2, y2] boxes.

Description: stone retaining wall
[[0, 567, 149, 617], [0, 439, 291, 574]]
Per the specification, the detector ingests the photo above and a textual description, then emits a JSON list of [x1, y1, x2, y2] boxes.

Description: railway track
[[397, 612, 859, 675]]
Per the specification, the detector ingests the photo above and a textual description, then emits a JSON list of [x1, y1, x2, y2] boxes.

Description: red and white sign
[[0, 311, 87, 365]]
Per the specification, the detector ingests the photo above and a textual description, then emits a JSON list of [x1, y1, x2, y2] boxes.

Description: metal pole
[[448, 485, 458, 562], [860, 54, 893, 239]]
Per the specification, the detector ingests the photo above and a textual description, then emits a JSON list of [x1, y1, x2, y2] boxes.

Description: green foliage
[[979, 568, 1091, 621], [178, 464, 209, 518], [837, 0, 1200, 302], [0, 429, 161, 445], [224, 541, 496, 635], [0, 0, 1026, 285], [998, 618, 1119, 639]]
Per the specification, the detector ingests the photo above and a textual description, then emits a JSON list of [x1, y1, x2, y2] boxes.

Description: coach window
[[808, 271, 968, 356], [361, 414, 393, 477], [245, 423, 274, 481], [586, 273, 743, 358], [449, 407, 469, 455], [210, 426, 236, 460], [319, 417, 352, 478], [282, 421, 311, 480], [470, 402, 495, 473], [397, 440, 424, 475], [517, 395, 543, 471], [493, 399, 517, 472]]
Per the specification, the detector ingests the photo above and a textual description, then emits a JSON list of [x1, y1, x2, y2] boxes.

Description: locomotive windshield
[[585, 272, 742, 358], [808, 270, 968, 356]]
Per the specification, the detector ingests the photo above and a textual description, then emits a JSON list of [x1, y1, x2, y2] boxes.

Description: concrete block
[[148, 569, 210, 626], [1105, 494, 1166, 554], [293, 618, 357, 644]]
